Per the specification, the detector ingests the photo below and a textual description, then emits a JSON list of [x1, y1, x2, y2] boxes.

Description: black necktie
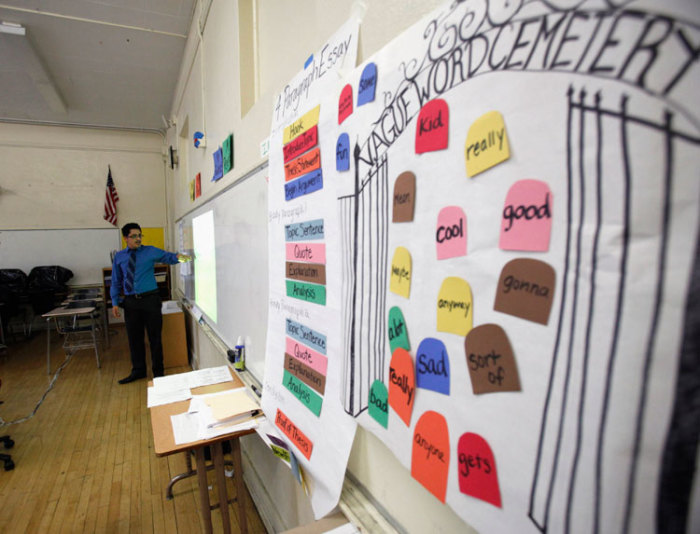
[[124, 249, 136, 294]]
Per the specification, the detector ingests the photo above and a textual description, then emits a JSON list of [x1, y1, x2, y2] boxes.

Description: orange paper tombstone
[[412, 411, 450, 502], [388, 348, 415, 426]]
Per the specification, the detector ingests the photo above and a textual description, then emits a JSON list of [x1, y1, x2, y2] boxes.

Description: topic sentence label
[[285, 219, 324, 242], [285, 318, 326, 354]]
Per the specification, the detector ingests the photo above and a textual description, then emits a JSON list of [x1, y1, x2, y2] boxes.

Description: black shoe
[[118, 371, 146, 384], [153, 370, 164, 378]]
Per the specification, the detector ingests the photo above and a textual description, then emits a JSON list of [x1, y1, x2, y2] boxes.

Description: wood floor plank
[[0, 326, 267, 533]]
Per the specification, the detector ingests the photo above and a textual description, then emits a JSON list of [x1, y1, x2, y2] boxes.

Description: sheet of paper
[[147, 386, 192, 408], [171, 412, 200, 445]]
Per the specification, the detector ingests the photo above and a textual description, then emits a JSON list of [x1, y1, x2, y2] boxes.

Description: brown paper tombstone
[[494, 258, 555, 325], [464, 324, 521, 394], [393, 171, 416, 222]]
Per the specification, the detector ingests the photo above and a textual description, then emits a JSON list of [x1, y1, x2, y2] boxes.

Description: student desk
[[41, 303, 100, 374], [65, 291, 109, 348], [149, 369, 257, 534]]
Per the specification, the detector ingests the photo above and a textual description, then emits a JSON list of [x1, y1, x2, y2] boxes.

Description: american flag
[[103, 166, 119, 226]]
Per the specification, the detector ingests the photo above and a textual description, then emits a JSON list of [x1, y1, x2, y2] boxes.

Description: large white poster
[[320, 1, 698, 533], [262, 17, 360, 519]]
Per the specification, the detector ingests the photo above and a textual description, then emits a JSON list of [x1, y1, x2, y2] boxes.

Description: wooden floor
[[0, 325, 267, 533]]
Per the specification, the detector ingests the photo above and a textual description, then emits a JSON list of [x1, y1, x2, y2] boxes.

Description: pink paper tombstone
[[499, 179, 553, 251], [415, 99, 449, 154], [338, 84, 353, 125], [436, 206, 467, 259]]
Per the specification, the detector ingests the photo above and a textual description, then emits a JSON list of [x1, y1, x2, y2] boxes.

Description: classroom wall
[[168, 1, 470, 532], [0, 123, 168, 232]]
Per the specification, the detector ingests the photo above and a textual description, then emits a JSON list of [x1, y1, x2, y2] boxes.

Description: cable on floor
[[0, 352, 75, 427]]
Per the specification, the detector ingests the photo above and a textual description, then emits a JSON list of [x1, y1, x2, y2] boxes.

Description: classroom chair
[[26, 265, 73, 335], [0, 269, 29, 341], [0, 379, 15, 471]]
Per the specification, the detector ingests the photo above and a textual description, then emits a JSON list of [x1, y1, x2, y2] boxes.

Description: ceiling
[[0, 0, 196, 132]]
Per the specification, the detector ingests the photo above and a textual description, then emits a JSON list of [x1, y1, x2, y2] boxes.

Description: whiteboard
[[177, 163, 269, 382], [0, 228, 121, 285]]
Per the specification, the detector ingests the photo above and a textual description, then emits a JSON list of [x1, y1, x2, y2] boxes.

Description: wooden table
[[149, 369, 257, 534], [41, 304, 99, 374]]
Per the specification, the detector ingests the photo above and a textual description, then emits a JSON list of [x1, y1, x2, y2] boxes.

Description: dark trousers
[[123, 293, 164, 376]]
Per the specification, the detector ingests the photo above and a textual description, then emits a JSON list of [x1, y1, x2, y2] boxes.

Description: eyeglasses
[[127, 233, 143, 239]]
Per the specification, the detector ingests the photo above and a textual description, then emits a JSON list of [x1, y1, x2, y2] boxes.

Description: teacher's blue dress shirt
[[111, 245, 178, 305]]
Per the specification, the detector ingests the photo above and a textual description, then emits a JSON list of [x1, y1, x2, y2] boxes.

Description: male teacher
[[111, 222, 191, 384]]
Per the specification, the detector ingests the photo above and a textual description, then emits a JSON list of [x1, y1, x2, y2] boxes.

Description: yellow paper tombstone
[[437, 276, 473, 336], [465, 111, 510, 177], [390, 246, 412, 298]]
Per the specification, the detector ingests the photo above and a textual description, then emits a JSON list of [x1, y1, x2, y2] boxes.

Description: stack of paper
[[171, 387, 261, 444]]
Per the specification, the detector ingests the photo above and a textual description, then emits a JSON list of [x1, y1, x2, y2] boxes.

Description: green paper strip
[[283, 370, 323, 416], [286, 279, 326, 305]]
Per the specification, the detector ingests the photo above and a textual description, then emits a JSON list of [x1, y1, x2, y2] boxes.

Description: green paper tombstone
[[368, 380, 389, 428], [388, 306, 410, 353]]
